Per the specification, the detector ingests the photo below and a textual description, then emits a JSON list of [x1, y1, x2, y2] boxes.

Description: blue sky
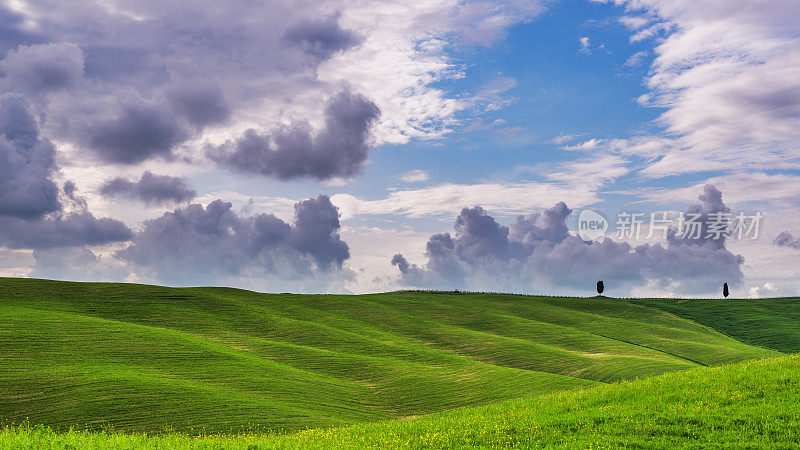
[[0, 0, 798, 297]]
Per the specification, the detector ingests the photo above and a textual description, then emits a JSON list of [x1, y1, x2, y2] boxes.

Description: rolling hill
[[0, 278, 784, 435], [3, 355, 798, 448], [633, 297, 800, 354]]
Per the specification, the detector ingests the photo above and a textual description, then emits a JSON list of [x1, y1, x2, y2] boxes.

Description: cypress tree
[[596, 280, 604, 295]]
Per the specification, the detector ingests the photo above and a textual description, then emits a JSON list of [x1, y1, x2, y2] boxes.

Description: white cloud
[[561, 138, 605, 151], [468, 76, 518, 111], [399, 170, 429, 183], [331, 181, 603, 220], [340, 225, 429, 293], [596, 0, 800, 177], [547, 133, 576, 145], [579, 36, 591, 53], [625, 173, 800, 207], [623, 50, 648, 67], [748, 282, 797, 299], [319, 1, 544, 144]]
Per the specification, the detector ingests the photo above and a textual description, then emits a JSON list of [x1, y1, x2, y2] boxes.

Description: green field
[[0, 278, 796, 447], [633, 297, 800, 354], [3, 355, 798, 448]]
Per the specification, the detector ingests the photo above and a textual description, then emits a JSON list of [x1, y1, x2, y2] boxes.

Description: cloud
[[623, 172, 800, 207], [547, 133, 576, 145], [100, 171, 197, 205], [578, 36, 591, 54], [391, 185, 744, 295], [774, 231, 800, 250], [622, 50, 648, 67], [331, 180, 603, 220], [399, 169, 429, 183], [598, 0, 800, 176], [470, 76, 517, 110], [0, 93, 132, 250], [748, 282, 796, 298], [165, 80, 231, 129], [290, 195, 351, 268], [0, 213, 133, 250], [329, 153, 626, 220], [0, 93, 60, 219], [0, 0, 542, 177], [30, 247, 129, 282], [284, 14, 363, 65], [0, 43, 84, 96], [561, 138, 604, 151], [85, 98, 190, 164], [666, 184, 731, 250], [116, 195, 349, 285], [207, 88, 380, 180]]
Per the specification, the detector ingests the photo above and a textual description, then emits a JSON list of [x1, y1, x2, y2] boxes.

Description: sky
[[0, 0, 798, 297]]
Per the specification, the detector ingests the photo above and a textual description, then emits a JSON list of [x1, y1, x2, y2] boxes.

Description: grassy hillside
[[634, 297, 800, 353], [0, 278, 781, 434], [4, 355, 798, 448]]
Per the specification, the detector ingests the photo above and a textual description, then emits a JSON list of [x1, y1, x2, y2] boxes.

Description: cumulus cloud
[[117, 195, 349, 285], [208, 88, 380, 180], [100, 171, 196, 205], [0, 93, 132, 250], [0, 213, 133, 250], [666, 184, 731, 250], [284, 14, 363, 65], [774, 231, 800, 250], [392, 185, 744, 295], [0, 0, 541, 179], [0, 93, 60, 219], [165, 80, 231, 129], [0, 43, 84, 96], [85, 98, 190, 164]]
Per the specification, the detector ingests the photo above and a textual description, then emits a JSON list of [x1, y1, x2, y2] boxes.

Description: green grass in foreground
[[3, 354, 798, 448], [0, 278, 780, 433]]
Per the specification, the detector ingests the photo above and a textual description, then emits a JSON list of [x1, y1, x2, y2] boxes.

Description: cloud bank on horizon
[[391, 185, 744, 295], [0, 0, 798, 296]]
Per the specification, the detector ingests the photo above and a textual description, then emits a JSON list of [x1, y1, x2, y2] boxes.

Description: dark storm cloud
[[284, 15, 363, 64], [63, 180, 87, 209], [666, 184, 730, 250], [0, 43, 84, 96], [774, 231, 800, 249], [165, 80, 231, 129], [0, 2, 375, 172], [116, 195, 349, 284], [0, 93, 132, 250], [100, 171, 196, 205], [0, 93, 60, 219], [0, 213, 133, 250], [0, 6, 45, 54], [86, 99, 190, 164], [290, 195, 350, 268], [207, 89, 380, 180], [391, 185, 744, 295]]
